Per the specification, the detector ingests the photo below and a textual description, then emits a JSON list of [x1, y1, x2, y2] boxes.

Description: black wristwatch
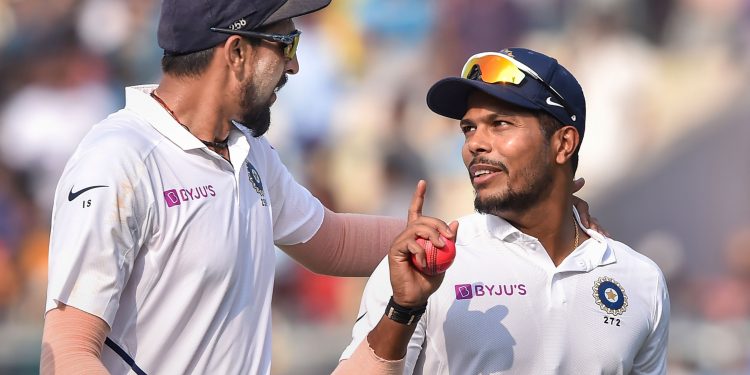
[[384, 296, 427, 326]]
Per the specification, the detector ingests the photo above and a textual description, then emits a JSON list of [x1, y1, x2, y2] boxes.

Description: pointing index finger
[[408, 180, 427, 223]]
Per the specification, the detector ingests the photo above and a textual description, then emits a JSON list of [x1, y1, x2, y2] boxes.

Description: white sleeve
[[45, 130, 154, 327], [631, 271, 670, 374], [259, 138, 324, 245], [339, 257, 428, 374], [403, 308, 428, 374]]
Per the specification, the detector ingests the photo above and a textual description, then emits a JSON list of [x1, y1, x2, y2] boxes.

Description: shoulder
[[606, 239, 667, 295], [608, 239, 663, 276], [246, 135, 292, 183], [247, 135, 280, 160], [74, 109, 159, 162], [456, 212, 485, 230], [454, 213, 488, 243], [251, 135, 274, 149], [456, 212, 483, 226], [61, 110, 160, 182]]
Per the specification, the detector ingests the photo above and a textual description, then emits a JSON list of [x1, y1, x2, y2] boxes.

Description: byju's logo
[[164, 189, 181, 207], [163, 185, 216, 208], [455, 284, 473, 300], [454, 283, 527, 300]]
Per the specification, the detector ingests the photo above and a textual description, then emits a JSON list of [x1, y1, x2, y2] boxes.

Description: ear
[[220, 35, 253, 80], [553, 126, 580, 166]]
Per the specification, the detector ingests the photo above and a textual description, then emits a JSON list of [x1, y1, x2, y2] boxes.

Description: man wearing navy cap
[[39, 0, 465, 373], [337, 48, 669, 374], [38, 0, 606, 370]]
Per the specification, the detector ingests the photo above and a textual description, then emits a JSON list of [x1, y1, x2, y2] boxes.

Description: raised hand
[[388, 180, 459, 308]]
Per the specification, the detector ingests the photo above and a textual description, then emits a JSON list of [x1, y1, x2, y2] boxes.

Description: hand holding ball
[[411, 236, 456, 275]]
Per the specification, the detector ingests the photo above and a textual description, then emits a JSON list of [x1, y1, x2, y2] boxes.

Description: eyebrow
[[459, 118, 475, 127], [461, 112, 517, 126]]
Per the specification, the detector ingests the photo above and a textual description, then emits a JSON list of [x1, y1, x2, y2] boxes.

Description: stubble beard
[[235, 74, 288, 137], [473, 150, 555, 215]]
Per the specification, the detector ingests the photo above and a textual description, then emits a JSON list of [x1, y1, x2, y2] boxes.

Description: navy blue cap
[[427, 48, 586, 140], [158, 0, 331, 55]]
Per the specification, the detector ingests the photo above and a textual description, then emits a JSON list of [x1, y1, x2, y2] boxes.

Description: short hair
[[538, 112, 580, 173], [160, 36, 263, 77], [161, 48, 216, 77]]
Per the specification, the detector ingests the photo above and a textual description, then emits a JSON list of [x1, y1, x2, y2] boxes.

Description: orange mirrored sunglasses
[[461, 52, 575, 121]]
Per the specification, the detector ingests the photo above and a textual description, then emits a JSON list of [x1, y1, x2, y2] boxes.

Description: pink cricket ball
[[411, 236, 456, 275]]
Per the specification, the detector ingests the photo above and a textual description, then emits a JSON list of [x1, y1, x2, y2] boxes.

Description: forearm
[[331, 320, 412, 375], [41, 305, 110, 375], [333, 307, 423, 374], [280, 209, 405, 276], [366, 315, 419, 361]]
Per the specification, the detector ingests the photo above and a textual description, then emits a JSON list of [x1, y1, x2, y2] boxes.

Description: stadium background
[[0, 0, 749, 374]]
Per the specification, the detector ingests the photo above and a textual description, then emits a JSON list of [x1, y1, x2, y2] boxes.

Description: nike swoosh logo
[[546, 97, 564, 108], [68, 185, 109, 201]]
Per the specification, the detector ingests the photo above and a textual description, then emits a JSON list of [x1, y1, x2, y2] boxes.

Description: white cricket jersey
[[341, 210, 670, 375], [46, 85, 325, 374]]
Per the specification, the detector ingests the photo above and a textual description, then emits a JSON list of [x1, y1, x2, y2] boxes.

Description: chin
[[474, 183, 508, 200], [474, 192, 507, 212]]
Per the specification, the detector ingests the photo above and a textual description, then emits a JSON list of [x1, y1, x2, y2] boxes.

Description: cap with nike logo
[[426, 47, 586, 142]]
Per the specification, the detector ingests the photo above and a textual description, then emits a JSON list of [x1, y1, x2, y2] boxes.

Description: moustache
[[274, 74, 288, 92], [468, 157, 508, 173]]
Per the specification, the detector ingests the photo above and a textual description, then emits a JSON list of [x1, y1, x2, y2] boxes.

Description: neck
[[155, 75, 234, 145], [499, 181, 589, 266], [151, 90, 230, 149]]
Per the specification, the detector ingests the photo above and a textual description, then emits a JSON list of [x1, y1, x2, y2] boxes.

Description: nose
[[286, 54, 299, 75], [466, 129, 490, 156]]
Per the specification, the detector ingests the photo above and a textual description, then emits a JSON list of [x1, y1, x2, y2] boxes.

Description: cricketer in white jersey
[[46, 85, 325, 374], [339, 47, 670, 374], [341, 209, 669, 374]]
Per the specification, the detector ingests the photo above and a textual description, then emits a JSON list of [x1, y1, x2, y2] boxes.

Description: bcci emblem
[[593, 276, 628, 316], [246, 162, 267, 206]]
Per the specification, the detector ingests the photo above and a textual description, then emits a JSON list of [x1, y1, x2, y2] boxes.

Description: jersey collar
[[482, 207, 617, 271], [126, 85, 251, 153], [563, 206, 616, 272], [483, 214, 523, 242], [125, 85, 206, 150]]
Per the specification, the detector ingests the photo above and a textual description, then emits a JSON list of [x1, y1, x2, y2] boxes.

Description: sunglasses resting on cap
[[461, 52, 576, 122]]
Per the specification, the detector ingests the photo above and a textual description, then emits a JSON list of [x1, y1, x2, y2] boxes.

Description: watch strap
[[384, 296, 427, 326]]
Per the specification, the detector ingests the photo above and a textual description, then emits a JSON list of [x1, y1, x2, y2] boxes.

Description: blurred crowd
[[1, 0, 750, 374]]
